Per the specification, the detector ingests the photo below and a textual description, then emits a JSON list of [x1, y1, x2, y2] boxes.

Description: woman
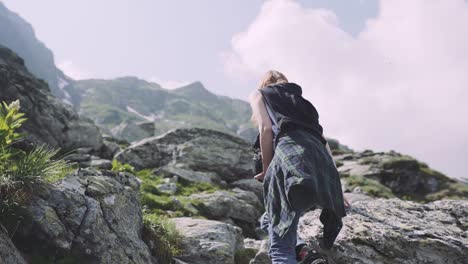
[[249, 70, 350, 264]]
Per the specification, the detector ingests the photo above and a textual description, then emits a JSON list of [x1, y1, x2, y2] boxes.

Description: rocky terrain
[[251, 194, 468, 264], [0, 3, 467, 264]]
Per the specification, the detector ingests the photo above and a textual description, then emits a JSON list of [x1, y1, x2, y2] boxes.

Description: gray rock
[[155, 164, 224, 186], [170, 217, 244, 264], [244, 238, 263, 251], [0, 46, 103, 151], [116, 128, 253, 183], [17, 168, 155, 264], [0, 226, 27, 264], [189, 188, 262, 224], [83, 159, 113, 170], [230, 178, 264, 204], [156, 178, 178, 195], [249, 239, 270, 264], [298, 198, 468, 264], [189, 188, 263, 238]]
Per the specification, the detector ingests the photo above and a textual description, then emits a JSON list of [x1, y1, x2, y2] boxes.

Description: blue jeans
[[261, 211, 306, 264]]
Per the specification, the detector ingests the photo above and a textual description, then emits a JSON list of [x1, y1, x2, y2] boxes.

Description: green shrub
[[111, 159, 135, 173], [0, 100, 71, 232], [142, 212, 183, 263]]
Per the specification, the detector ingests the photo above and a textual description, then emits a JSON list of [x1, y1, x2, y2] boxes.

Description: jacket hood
[[267, 82, 302, 96]]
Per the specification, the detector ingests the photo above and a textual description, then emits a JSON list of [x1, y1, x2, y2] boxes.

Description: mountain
[[0, 2, 72, 102], [0, 3, 256, 143], [64, 78, 257, 142]]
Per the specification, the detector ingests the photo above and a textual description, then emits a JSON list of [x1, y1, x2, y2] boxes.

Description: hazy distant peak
[[173, 81, 217, 99]]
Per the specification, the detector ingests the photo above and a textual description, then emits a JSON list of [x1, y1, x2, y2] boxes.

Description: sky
[[2, 0, 467, 180]]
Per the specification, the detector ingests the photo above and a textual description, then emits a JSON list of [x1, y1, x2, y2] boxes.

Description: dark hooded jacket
[[259, 82, 327, 149]]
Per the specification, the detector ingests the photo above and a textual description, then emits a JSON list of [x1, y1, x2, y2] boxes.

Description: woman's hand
[[254, 172, 265, 182], [343, 196, 351, 209]]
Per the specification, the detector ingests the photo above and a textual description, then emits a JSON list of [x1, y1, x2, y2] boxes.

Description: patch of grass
[[142, 212, 183, 264], [382, 157, 420, 171], [331, 149, 347, 156], [345, 174, 395, 199], [235, 248, 258, 264], [43, 163, 77, 184], [175, 180, 220, 196], [359, 156, 380, 165], [136, 169, 213, 217], [335, 160, 344, 168], [111, 160, 135, 173], [426, 182, 468, 201]]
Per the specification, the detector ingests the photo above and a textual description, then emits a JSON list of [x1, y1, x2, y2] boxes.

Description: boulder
[[0, 226, 27, 264], [14, 168, 155, 264], [116, 128, 253, 183], [155, 164, 225, 186], [298, 198, 468, 264], [188, 188, 263, 238], [170, 217, 244, 264], [230, 178, 263, 203], [248, 239, 270, 264], [0, 45, 103, 151]]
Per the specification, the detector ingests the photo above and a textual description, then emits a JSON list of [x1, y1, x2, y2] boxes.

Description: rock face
[[297, 198, 468, 264], [116, 128, 253, 182], [0, 2, 71, 101], [15, 168, 155, 264], [0, 45, 103, 151], [170, 217, 244, 264], [0, 227, 27, 264]]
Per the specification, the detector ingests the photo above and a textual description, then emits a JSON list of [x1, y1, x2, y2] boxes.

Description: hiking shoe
[[298, 247, 328, 264]]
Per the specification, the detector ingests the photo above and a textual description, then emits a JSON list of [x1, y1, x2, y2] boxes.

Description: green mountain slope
[[65, 77, 256, 142]]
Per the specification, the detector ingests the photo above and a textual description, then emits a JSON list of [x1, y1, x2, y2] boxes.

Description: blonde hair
[[258, 70, 288, 89]]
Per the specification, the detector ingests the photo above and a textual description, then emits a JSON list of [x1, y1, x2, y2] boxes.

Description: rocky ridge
[[0, 45, 104, 152], [0, 2, 71, 101]]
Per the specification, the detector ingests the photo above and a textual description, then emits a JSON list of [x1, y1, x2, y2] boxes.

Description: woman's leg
[[268, 212, 301, 264]]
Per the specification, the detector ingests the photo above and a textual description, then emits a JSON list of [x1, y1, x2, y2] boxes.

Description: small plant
[[0, 100, 71, 232], [142, 212, 183, 263], [111, 159, 135, 173]]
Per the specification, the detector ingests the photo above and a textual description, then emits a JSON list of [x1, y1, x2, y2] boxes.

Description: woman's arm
[[325, 140, 337, 168], [249, 90, 274, 179]]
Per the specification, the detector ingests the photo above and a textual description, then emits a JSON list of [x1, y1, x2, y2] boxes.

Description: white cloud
[[148, 76, 190, 89], [224, 0, 468, 179], [57, 60, 91, 80]]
